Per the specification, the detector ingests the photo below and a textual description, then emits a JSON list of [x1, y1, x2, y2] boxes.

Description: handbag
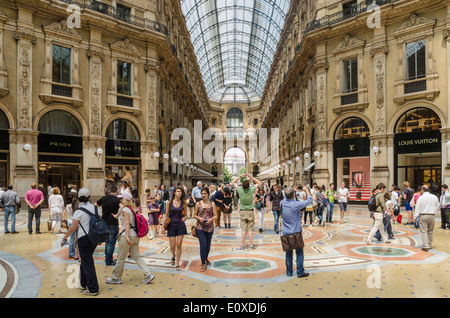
[[191, 225, 198, 238], [280, 232, 305, 251]]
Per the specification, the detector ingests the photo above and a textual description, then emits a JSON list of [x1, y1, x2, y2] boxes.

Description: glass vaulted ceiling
[[181, 0, 291, 104]]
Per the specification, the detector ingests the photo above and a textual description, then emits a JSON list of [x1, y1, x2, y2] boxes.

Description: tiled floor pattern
[[0, 207, 449, 298]]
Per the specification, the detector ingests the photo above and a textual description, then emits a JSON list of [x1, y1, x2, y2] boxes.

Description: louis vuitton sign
[[394, 130, 441, 154]]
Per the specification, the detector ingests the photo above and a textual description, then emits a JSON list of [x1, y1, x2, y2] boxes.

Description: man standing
[[366, 183, 391, 244], [211, 185, 224, 228], [25, 183, 45, 234], [268, 184, 284, 234], [96, 185, 120, 266], [337, 181, 350, 223], [1, 185, 20, 234], [191, 181, 203, 205], [439, 184, 450, 230], [325, 183, 336, 223], [232, 173, 262, 250], [415, 185, 440, 252], [282, 186, 313, 278]]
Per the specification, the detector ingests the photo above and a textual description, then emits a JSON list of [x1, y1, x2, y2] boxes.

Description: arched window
[[252, 165, 259, 177], [226, 108, 243, 138], [211, 165, 218, 178], [334, 117, 370, 140], [106, 119, 140, 141], [395, 107, 441, 134], [0, 109, 9, 130], [38, 110, 82, 135]]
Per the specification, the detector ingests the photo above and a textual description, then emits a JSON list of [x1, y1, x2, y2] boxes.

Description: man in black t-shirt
[[96, 185, 120, 266]]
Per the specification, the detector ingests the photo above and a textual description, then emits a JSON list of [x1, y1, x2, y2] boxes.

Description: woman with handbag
[[162, 187, 189, 271], [193, 187, 217, 272], [48, 187, 66, 234], [255, 187, 267, 233]]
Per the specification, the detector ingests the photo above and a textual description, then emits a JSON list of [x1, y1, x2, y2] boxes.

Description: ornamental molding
[[110, 38, 142, 58], [393, 14, 436, 40], [333, 35, 365, 56], [43, 20, 83, 42]]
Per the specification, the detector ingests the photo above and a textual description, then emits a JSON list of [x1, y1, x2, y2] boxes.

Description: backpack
[[78, 206, 110, 246], [131, 207, 149, 238], [368, 193, 378, 212], [119, 207, 149, 239]]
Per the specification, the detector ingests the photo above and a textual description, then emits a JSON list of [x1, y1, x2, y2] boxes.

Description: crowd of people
[[0, 176, 446, 296]]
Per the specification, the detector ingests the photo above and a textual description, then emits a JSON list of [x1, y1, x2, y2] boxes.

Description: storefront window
[[335, 117, 370, 140], [38, 110, 81, 135], [395, 107, 441, 134]]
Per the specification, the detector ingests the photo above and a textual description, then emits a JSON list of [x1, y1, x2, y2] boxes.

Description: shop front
[[333, 117, 371, 202], [394, 107, 442, 189], [0, 109, 9, 188], [37, 110, 83, 199], [105, 119, 141, 193]]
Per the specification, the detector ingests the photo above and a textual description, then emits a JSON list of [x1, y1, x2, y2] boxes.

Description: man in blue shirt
[[211, 186, 225, 228], [281, 185, 313, 278], [191, 181, 203, 204]]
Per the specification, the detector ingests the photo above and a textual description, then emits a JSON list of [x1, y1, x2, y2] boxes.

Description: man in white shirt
[[337, 182, 350, 223], [414, 185, 439, 252]]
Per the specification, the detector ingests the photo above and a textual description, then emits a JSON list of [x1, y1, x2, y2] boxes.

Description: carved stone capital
[[14, 30, 37, 44], [370, 44, 389, 58], [87, 49, 105, 61]]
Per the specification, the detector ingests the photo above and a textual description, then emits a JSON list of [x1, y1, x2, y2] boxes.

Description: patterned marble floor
[[0, 206, 449, 298]]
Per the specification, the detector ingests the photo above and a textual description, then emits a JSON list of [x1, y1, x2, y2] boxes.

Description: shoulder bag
[[279, 201, 305, 251]]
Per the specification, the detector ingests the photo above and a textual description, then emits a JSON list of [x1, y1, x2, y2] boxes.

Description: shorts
[[240, 210, 255, 232], [339, 202, 347, 212], [148, 212, 159, 225], [405, 202, 412, 211], [167, 225, 187, 237]]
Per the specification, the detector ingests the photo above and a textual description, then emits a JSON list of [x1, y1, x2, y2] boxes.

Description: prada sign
[[334, 137, 370, 158], [106, 139, 140, 158], [38, 133, 82, 154], [394, 130, 441, 154]]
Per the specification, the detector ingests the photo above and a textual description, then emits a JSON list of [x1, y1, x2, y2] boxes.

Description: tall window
[[406, 40, 426, 81], [342, 58, 358, 93], [343, 0, 357, 19], [117, 61, 132, 96], [52, 45, 71, 85], [116, 3, 131, 22], [226, 108, 244, 138], [106, 119, 140, 141]]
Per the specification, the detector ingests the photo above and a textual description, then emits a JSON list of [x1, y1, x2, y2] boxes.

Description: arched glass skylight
[[181, 0, 291, 104]]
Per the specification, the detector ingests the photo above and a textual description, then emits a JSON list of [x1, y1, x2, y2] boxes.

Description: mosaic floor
[[0, 206, 449, 298]]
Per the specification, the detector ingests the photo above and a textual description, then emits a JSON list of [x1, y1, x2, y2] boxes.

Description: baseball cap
[[117, 192, 133, 201], [78, 188, 90, 198]]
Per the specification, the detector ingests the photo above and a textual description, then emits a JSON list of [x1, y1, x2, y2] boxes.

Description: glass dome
[[181, 0, 291, 104]]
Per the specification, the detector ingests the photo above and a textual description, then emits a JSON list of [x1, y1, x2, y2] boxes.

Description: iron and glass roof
[[181, 0, 291, 104]]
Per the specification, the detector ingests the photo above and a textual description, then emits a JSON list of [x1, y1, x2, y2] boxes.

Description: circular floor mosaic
[[213, 258, 274, 273]]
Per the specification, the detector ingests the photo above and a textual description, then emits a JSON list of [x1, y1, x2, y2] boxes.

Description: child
[[222, 189, 233, 228], [147, 195, 160, 239]]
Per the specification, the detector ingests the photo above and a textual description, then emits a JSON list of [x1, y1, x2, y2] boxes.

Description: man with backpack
[[366, 183, 391, 245], [61, 188, 103, 296]]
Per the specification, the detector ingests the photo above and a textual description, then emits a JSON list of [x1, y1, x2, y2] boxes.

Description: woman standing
[[49, 187, 65, 234], [147, 195, 160, 239], [222, 188, 233, 228], [193, 187, 217, 272], [106, 192, 155, 285], [255, 187, 267, 233], [163, 187, 188, 271]]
